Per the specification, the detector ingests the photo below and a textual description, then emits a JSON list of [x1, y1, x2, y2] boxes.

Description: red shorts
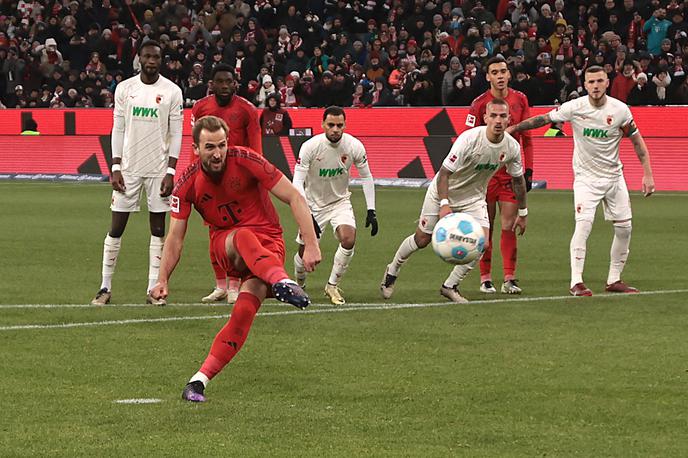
[[486, 175, 517, 204], [209, 229, 286, 280]]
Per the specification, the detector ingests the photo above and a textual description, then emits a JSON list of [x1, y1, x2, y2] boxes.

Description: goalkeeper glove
[[365, 209, 378, 236], [524, 168, 533, 192]]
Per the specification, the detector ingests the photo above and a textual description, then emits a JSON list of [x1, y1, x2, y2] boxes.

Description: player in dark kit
[[191, 64, 263, 304], [464, 56, 533, 295], [150, 115, 321, 402]]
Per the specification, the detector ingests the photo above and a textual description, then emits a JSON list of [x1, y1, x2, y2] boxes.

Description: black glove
[[524, 168, 533, 192], [365, 209, 378, 236], [311, 214, 322, 238]]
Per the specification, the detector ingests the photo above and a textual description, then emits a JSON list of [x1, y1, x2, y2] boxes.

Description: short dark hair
[[192, 115, 229, 144], [138, 40, 161, 55], [211, 63, 235, 80], [486, 56, 508, 72], [585, 65, 606, 76], [323, 106, 346, 120]]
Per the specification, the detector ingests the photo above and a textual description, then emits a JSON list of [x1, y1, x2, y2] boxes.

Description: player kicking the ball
[[381, 99, 528, 303], [508, 65, 655, 296], [149, 115, 320, 402], [292, 106, 378, 305]]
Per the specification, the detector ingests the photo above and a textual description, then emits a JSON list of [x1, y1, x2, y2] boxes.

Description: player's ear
[[192, 143, 200, 156]]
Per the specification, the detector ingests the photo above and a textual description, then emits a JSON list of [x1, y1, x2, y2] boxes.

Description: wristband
[[166, 167, 176, 176], [439, 198, 450, 207], [111, 164, 121, 172], [518, 208, 528, 217]]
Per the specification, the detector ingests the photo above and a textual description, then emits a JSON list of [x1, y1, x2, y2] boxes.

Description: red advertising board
[[0, 107, 686, 190]]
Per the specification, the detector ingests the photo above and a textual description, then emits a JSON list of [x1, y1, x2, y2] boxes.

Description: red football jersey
[[465, 89, 534, 172], [171, 147, 283, 237], [190, 94, 262, 160]]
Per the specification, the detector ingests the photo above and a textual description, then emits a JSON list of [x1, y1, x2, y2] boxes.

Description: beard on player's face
[[326, 131, 342, 143], [201, 152, 227, 179]]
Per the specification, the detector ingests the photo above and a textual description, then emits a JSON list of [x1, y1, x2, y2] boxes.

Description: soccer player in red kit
[[464, 56, 534, 294], [191, 64, 263, 305], [150, 115, 320, 402]]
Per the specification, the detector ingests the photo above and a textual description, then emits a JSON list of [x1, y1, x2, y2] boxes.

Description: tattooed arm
[[510, 174, 528, 235], [507, 114, 553, 135]]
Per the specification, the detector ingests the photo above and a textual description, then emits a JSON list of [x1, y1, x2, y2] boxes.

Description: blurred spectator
[[611, 61, 637, 102], [653, 68, 672, 103], [442, 56, 463, 105], [628, 72, 659, 105], [644, 8, 672, 56], [254, 74, 275, 108], [260, 92, 292, 135]]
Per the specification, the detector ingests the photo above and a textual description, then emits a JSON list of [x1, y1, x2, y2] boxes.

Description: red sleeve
[[464, 99, 481, 131], [170, 178, 193, 220], [520, 95, 534, 170], [245, 104, 263, 155]]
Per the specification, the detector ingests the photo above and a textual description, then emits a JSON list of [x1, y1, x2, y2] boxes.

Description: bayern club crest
[[606, 115, 613, 125]]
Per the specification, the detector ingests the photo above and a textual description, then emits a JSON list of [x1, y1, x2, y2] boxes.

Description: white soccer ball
[[431, 212, 486, 265]]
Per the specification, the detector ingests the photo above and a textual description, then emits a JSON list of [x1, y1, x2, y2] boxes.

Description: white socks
[[148, 235, 164, 293], [608, 221, 632, 285], [189, 371, 210, 387], [328, 244, 354, 285], [294, 252, 306, 280], [388, 235, 419, 276], [570, 220, 593, 288], [100, 234, 121, 291], [443, 259, 478, 289]]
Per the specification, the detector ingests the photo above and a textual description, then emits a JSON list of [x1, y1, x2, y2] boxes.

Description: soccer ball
[[431, 213, 486, 265]]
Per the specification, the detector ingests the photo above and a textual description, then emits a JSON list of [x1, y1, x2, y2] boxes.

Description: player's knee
[[573, 219, 594, 237], [340, 237, 355, 250], [414, 230, 432, 248], [109, 228, 124, 238], [613, 220, 632, 236], [151, 226, 165, 238]]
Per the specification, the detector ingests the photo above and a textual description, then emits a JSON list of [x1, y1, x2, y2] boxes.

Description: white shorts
[[110, 174, 170, 213], [418, 190, 489, 235], [295, 199, 356, 244], [573, 176, 632, 222]]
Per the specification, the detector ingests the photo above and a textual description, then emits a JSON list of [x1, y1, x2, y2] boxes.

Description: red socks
[[200, 292, 261, 380], [479, 226, 494, 281], [232, 229, 288, 285], [501, 229, 517, 280], [480, 228, 518, 281]]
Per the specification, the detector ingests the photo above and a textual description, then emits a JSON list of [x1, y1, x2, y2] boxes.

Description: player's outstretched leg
[[325, 243, 354, 305], [441, 260, 477, 303], [183, 291, 262, 402], [381, 233, 425, 299]]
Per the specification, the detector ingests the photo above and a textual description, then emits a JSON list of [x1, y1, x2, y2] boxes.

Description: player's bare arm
[[510, 175, 528, 235], [625, 122, 655, 197], [160, 157, 178, 197], [270, 176, 322, 271], [508, 114, 552, 135], [437, 166, 453, 218], [110, 159, 125, 192], [151, 216, 188, 299]]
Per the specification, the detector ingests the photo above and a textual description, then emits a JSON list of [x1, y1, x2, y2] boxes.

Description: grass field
[[1, 182, 687, 457]]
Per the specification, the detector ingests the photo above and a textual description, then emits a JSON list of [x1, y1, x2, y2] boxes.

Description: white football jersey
[[429, 126, 523, 207], [294, 132, 371, 210], [113, 74, 184, 177], [549, 95, 637, 179]]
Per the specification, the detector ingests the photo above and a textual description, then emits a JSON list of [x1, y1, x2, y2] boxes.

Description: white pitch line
[[0, 289, 685, 332], [114, 398, 162, 404], [0, 288, 687, 310]]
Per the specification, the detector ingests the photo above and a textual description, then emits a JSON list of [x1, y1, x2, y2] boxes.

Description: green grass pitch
[[1, 182, 687, 456]]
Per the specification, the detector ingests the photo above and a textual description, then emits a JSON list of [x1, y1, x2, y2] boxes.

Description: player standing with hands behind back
[[91, 40, 183, 306], [508, 65, 655, 296], [292, 106, 378, 305], [465, 56, 534, 295], [191, 64, 263, 305]]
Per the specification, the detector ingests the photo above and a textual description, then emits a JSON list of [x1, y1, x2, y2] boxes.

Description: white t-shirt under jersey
[[548, 95, 637, 180], [428, 126, 523, 207], [294, 132, 371, 211], [113, 74, 183, 177]]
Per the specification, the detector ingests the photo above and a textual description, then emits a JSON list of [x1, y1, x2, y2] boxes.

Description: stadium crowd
[[2, 0, 688, 110]]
